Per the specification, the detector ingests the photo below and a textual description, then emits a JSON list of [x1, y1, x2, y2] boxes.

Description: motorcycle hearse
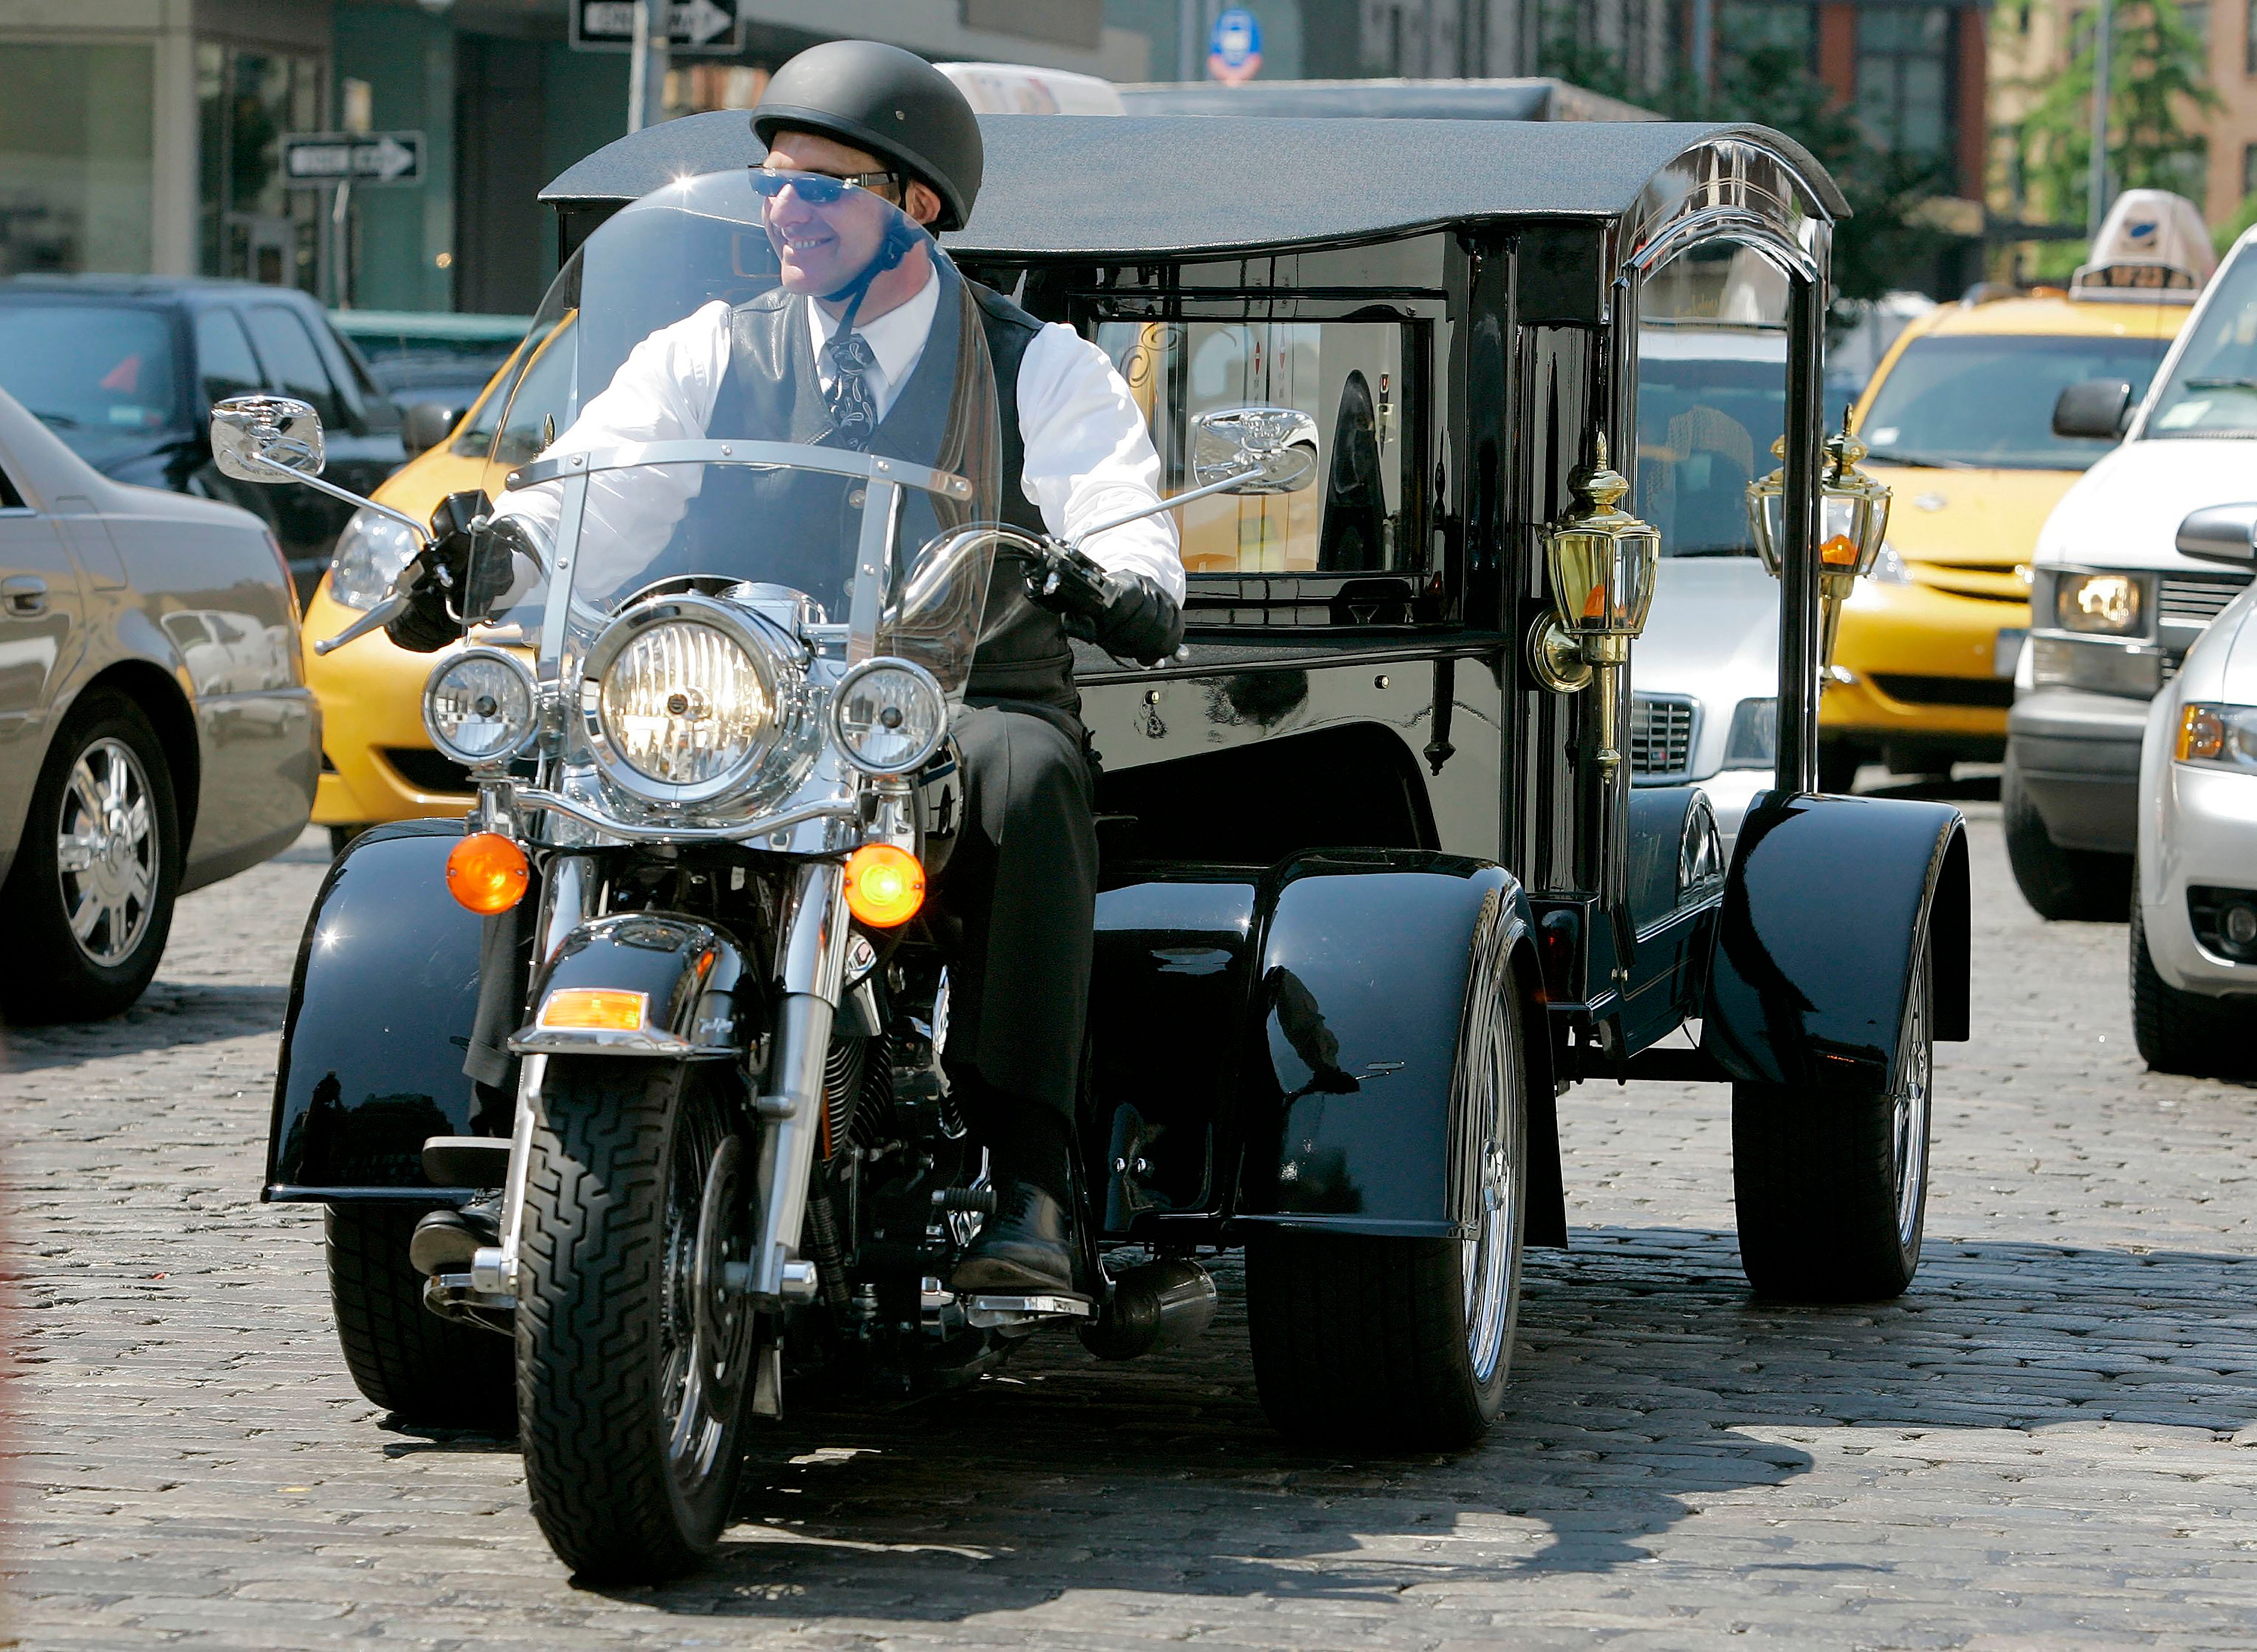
[[233, 114, 1969, 1581]]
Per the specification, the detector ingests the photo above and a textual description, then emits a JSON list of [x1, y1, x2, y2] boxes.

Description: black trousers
[[935, 701, 1096, 1121]]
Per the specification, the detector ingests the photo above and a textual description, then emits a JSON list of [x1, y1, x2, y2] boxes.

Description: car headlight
[[1868, 542, 1913, 585], [829, 658, 947, 776], [329, 507, 421, 611], [1722, 697, 1777, 770], [2055, 570, 2145, 635], [423, 647, 537, 767], [2174, 703, 2257, 772]]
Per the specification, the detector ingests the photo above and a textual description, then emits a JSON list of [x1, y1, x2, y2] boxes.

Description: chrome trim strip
[[513, 788, 856, 844], [506, 440, 974, 502]]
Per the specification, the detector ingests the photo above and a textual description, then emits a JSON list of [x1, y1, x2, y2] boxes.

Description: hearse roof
[[540, 113, 1847, 261]]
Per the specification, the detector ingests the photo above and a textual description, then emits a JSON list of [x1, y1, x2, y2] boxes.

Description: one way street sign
[[281, 131, 425, 188], [572, 0, 743, 54]]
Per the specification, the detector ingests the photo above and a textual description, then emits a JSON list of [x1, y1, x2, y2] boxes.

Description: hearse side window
[[1097, 318, 1411, 576]]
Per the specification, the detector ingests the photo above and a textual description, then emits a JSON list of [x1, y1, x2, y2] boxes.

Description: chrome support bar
[[749, 859, 851, 1304], [472, 1051, 546, 1296], [513, 788, 857, 845]]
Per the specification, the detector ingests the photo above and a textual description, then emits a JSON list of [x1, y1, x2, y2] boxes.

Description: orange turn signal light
[[445, 832, 529, 915], [843, 843, 925, 928], [537, 987, 648, 1032]]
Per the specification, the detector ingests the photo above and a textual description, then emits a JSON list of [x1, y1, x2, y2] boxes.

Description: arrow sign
[[281, 131, 426, 189], [571, 0, 743, 53]]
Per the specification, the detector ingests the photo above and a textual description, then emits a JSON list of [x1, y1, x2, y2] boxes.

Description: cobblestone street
[[5, 800, 2255, 1649]]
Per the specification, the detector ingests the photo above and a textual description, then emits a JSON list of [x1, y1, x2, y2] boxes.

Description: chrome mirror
[[211, 395, 326, 484], [1189, 405, 1319, 494]]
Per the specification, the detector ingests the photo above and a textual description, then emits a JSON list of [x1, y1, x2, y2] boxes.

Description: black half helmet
[[753, 40, 984, 232]]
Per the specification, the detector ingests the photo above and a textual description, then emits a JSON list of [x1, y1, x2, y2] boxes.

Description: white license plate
[[1994, 628, 2027, 678]]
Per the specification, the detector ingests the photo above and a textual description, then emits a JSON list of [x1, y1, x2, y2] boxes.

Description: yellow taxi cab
[[307, 317, 564, 850], [1826, 286, 2188, 787]]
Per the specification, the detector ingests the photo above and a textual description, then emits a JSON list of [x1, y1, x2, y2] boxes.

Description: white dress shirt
[[498, 264, 1183, 607]]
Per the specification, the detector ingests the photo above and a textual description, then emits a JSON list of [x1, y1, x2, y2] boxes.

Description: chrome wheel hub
[[54, 738, 156, 967], [1891, 943, 1933, 1249]]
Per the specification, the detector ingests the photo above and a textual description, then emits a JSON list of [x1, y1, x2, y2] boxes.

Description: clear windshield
[[475, 168, 1001, 693], [2146, 247, 2257, 438], [1862, 332, 2173, 469]]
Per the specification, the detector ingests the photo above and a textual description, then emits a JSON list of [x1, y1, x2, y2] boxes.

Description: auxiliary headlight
[[2056, 571, 2145, 635], [423, 647, 537, 767], [829, 657, 947, 776], [596, 618, 775, 791]]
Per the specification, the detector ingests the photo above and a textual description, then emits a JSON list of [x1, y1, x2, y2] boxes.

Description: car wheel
[[0, 690, 181, 1023], [1732, 933, 1933, 1301], [1817, 740, 1866, 795], [2002, 748, 2130, 922], [2130, 889, 2252, 1079]]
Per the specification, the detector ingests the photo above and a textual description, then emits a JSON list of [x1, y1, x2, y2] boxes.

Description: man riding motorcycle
[[386, 40, 1185, 1300]]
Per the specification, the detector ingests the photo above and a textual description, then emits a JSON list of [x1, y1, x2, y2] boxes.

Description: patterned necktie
[[823, 330, 878, 450]]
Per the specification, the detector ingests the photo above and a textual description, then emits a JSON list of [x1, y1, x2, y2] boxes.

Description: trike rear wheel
[[1244, 920, 1528, 1450], [1732, 938, 1933, 1301], [325, 1204, 513, 1430]]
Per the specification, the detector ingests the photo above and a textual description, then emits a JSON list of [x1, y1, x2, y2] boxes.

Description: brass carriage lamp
[[1746, 408, 1894, 669], [1537, 435, 1660, 769]]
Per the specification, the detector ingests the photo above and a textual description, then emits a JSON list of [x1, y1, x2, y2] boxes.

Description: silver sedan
[[0, 388, 318, 1020]]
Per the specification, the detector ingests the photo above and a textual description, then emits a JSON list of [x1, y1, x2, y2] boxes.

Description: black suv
[[0, 277, 407, 604]]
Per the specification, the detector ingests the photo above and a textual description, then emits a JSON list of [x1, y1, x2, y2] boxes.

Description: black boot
[[948, 1175, 1078, 1295]]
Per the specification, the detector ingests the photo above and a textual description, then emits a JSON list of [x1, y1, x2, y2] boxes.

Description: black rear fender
[[1701, 791, 1971, 1093]]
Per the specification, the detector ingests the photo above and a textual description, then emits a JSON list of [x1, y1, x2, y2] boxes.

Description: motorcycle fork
[[749, 858, 852, 1305]]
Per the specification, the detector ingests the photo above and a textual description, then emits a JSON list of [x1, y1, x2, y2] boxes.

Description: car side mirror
[[399, 401, 464, 460], [2175, 502, 2257, 566], [1189, 405, 1320, 494], [210, 394, 326, 483], [2052, 378, 2133, 440]]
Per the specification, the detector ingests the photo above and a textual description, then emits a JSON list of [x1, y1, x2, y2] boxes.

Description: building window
[[1856, 6, 1955, 158], [0, 42, 155, 275], [196, 43, 324, 291], [1716, 0, 1817, 78], [2247, 0, 2257, 72]]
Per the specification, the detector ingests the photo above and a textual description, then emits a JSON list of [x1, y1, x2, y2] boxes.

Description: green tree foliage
[[1532, 28, 1957, 308], [2011, 0, 2215, 229]]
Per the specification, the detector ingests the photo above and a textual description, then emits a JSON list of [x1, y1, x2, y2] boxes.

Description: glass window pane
[[0, 43, 154, 275], [1863, 334, 2175, 467], [195, 308, 262, 404], [244, 305, 342, 423], [1098, 317, 1410, 576], [0, 302, 181, 440]]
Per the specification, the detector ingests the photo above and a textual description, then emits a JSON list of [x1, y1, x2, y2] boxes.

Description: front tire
[[2003, 748, 2129, 922], [325, 1204, 514, 1428], [0, 690, 180, 1022], [1734, 935, 1933, 1301], [517, 1057, 756, 1581], [2131, 892, 2253, 1078], [1245, 905, 1528, 1450]]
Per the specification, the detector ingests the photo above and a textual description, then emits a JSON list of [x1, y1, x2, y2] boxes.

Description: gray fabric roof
[[541, 113, 1845, 259]]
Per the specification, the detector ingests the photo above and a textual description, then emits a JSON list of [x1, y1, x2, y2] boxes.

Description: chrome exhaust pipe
[[1080, 1257, 1218, 1361]]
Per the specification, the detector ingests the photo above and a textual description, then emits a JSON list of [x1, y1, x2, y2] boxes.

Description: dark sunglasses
[[749, 167, 900, 205]]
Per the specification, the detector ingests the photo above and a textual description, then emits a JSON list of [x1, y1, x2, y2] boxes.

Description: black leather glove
[[385, 490, 519, 654], [1022, 541, 1184, 666]]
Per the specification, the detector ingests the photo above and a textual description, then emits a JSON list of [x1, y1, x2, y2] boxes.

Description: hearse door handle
[[2, 575, 47, 616]]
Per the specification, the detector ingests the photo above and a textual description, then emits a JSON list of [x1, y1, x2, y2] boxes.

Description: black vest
[[701, 266, 1075, 710]]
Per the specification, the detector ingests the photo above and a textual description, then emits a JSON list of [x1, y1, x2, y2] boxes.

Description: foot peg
[[963, 1292, 1092, 1331]]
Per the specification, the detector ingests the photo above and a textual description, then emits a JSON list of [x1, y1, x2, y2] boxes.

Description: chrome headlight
[[423, 647, 536, 767], [830, 657, 947, 776], [581, 596, 803, 807], [329, 506, 422, 611]]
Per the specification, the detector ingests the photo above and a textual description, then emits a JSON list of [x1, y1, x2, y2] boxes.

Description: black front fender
[[1700, 791, 1970, 1093], [265, 821, 500, 1203]]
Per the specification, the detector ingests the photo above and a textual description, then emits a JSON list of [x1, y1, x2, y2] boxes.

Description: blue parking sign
[[1209, 6, 1262, 83]]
